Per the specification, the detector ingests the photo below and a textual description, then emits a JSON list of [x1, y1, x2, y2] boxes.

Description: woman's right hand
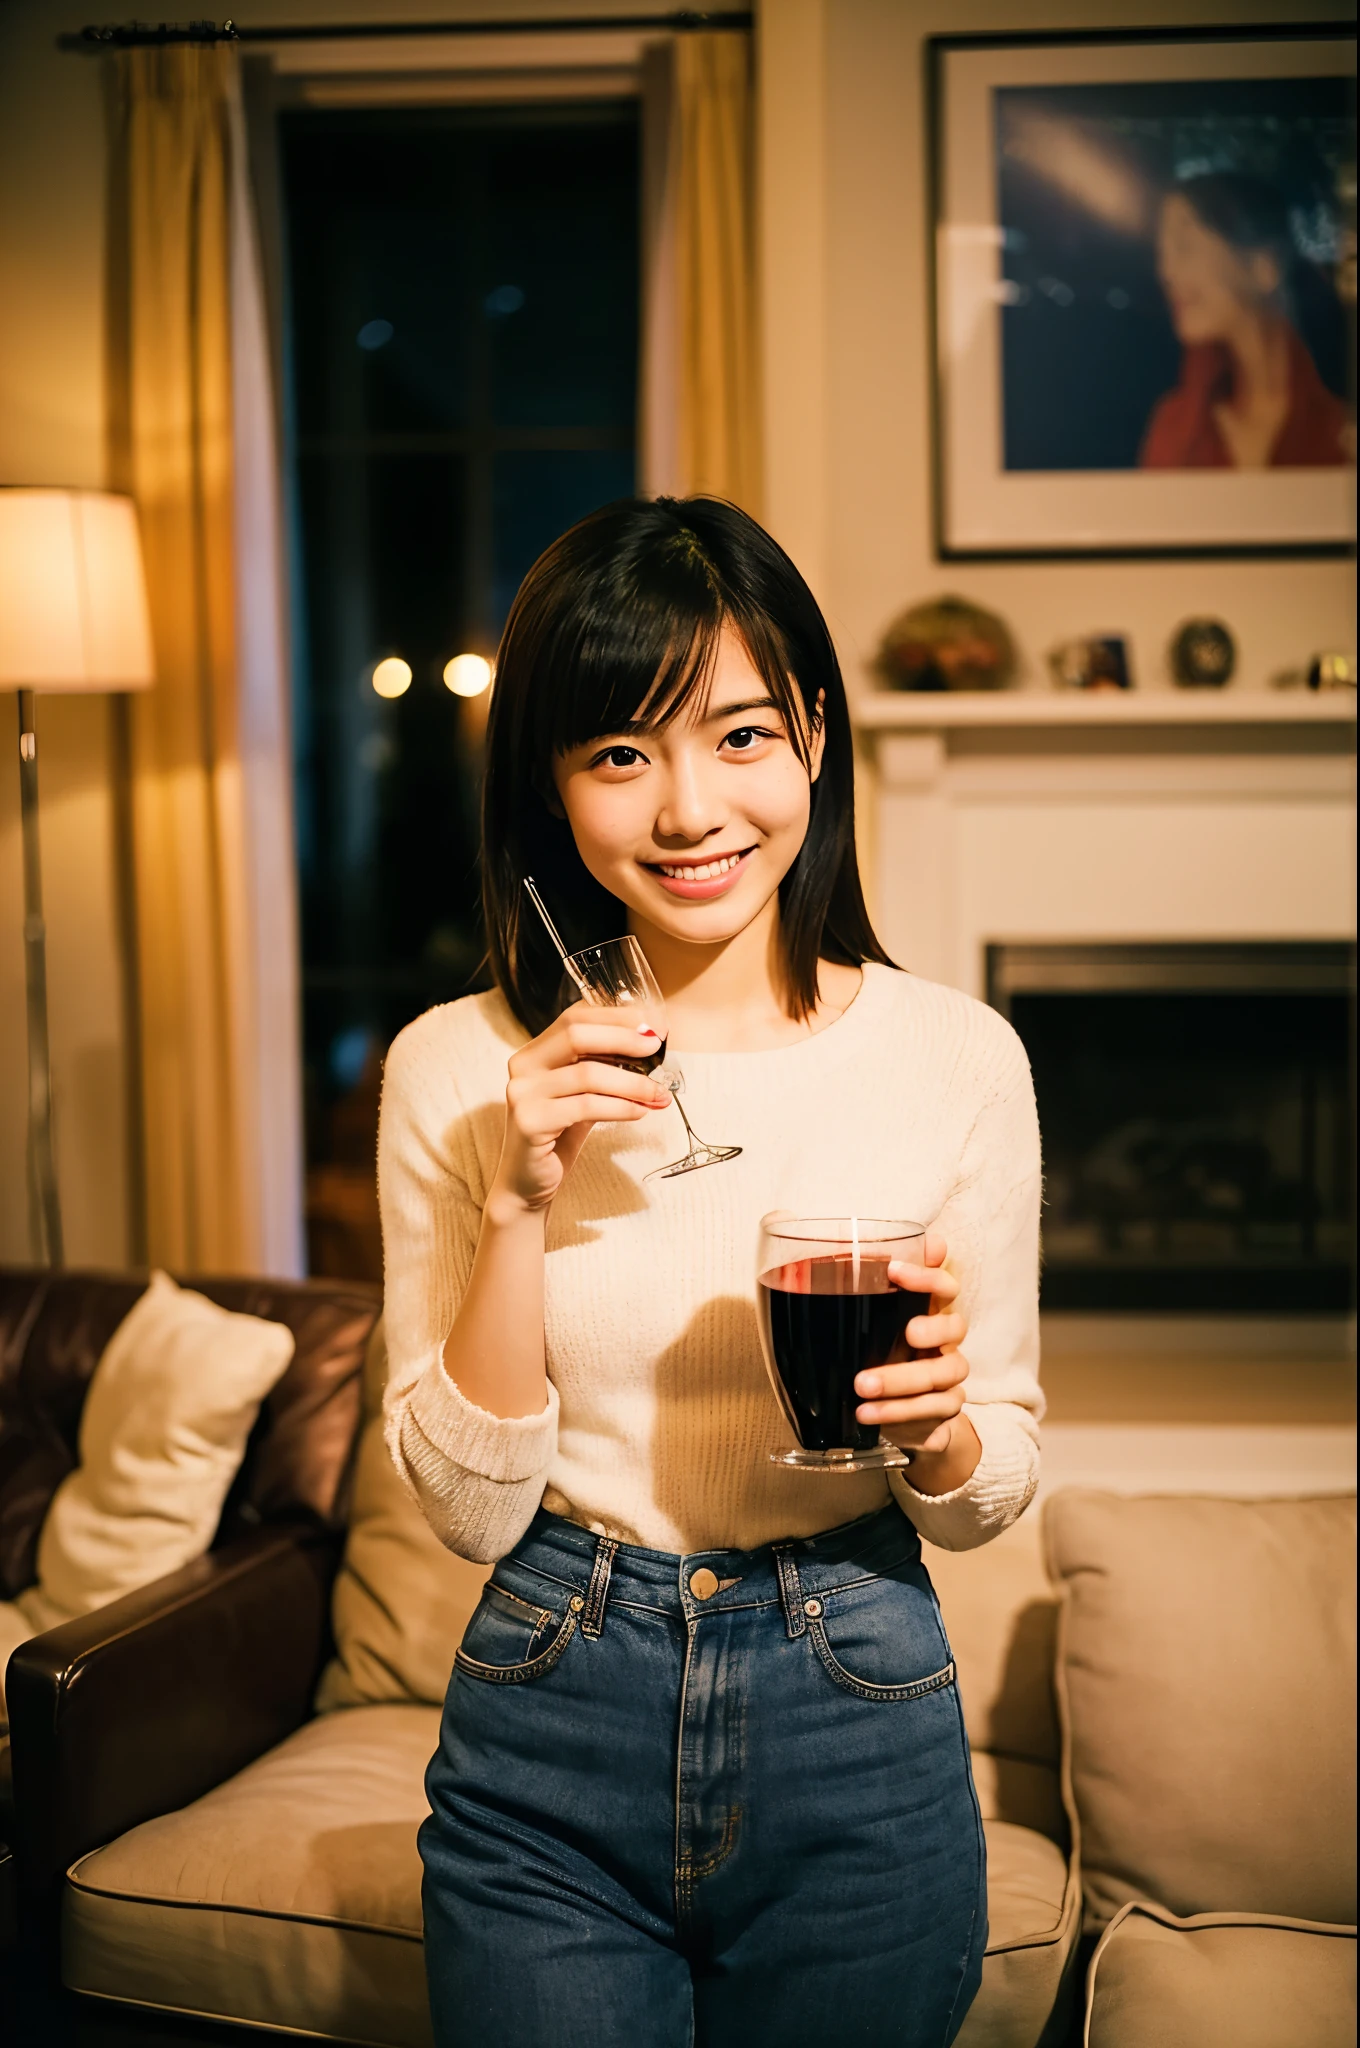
[[488, 1002, 672, 1218]]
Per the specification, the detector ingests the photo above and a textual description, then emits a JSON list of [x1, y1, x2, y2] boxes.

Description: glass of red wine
[[756, 1214, 931, 1472], [560, 934, 742, 1179]]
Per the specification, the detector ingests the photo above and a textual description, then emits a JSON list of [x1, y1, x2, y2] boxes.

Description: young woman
[[380, 497, 1043, 2047]]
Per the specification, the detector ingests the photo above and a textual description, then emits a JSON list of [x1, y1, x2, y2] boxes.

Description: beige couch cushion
[[66, 1706, 436, 2048], [315, 1322, 489, 1711], [1085, 1902, 1356, 2048], [17, 1271, 294, 1639], [65, 1703, 1075, 2048], [1045, 1490, 1357, 1931], [930, 1510, 1065, 1847]]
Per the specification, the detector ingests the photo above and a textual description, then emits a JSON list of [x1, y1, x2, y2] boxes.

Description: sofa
[[5, 1297, 1355, 2046]]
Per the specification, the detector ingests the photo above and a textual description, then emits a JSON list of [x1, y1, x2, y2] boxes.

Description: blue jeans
[[421, 1505, 986, 2047]]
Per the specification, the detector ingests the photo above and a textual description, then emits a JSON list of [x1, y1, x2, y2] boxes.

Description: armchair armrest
[[6, 1522, 340, 1930]]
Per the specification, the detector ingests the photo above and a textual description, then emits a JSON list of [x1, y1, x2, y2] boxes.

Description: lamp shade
[[0, 488, 155, 691]]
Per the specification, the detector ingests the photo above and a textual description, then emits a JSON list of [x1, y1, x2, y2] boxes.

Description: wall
[[758, 0, 1357, 688]]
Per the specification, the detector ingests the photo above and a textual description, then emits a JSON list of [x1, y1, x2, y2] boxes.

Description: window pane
[[282, 104, 639, 1278], [492, 448, 637, 630], [485, 118, 640, 429]]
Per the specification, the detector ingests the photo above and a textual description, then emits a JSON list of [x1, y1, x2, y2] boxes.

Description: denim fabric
[[421, 1504, 987, 2047]]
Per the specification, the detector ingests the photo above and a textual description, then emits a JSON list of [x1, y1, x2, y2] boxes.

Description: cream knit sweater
[[381, 963, 1043, 1563]]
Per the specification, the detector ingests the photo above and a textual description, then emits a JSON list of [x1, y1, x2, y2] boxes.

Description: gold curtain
[[106, 46, 252, 1270], [673, 32, 762, 512]]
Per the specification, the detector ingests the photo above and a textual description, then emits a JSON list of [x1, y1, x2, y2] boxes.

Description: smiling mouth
[[648, 849, 752, 882]]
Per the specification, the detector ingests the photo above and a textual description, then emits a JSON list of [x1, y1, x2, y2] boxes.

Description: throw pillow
[[17, 1270, 294, 1637], [1045, 1489, 1357, 1933], [315, 1319, 489, 1711]]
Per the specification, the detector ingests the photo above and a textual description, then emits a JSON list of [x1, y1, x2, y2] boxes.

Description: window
[[280, 103, 639, 1276]]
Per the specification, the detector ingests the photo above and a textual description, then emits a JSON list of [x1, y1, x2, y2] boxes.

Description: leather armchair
[[8, 1523, 338, 1937], [0, 1267, 379, 1973]]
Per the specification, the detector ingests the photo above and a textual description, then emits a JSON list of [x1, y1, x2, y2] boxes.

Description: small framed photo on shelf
[[930, 27, 1356, 559]]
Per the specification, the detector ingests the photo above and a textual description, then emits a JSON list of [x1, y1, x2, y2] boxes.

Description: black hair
[[1174, 171, 1293, 268], [481, 495, 894, 1035], [1173, 171, 1349, 397]]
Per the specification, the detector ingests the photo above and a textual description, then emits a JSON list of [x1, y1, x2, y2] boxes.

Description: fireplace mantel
[[857, 686, 1356, 1002], [854, 690, 1357, 732]]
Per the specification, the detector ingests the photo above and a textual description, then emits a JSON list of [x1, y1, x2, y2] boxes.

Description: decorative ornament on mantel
[[873, 593, 1016, 693], [1169, 617, 1236, 689], [1271, 652, 1358, 692], [1048, 635, 1132, 692]]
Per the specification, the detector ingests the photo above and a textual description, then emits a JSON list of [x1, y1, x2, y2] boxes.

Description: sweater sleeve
[[888, 1018, 1043, 1552], [378, 1013, 558, 1564]]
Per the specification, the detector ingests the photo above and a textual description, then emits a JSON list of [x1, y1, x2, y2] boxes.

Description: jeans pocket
[[454, 1579, 581, 1685], [804, 1571, 956, 1703]]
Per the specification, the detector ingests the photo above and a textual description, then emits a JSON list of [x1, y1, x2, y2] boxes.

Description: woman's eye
[[722, 726, 773, 754], [592, 745, 644, 770]]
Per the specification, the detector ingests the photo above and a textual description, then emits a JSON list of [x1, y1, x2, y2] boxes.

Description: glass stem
[[672, 1094, 700, 1146]]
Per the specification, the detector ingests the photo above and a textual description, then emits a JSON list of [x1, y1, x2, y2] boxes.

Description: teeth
[[657, 853, 744, 881]]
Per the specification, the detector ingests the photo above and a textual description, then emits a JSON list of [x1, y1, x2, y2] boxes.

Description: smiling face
[[552, 626, 823, 950], [1157, 192, 1282, 346]]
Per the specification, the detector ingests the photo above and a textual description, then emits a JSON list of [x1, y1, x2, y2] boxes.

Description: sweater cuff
[[404, 1349, 559, 1484], [889, 1402, 1039, 1552]]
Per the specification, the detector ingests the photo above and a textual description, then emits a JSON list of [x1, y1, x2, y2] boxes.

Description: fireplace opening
[[988, 944, 1355, 1314]]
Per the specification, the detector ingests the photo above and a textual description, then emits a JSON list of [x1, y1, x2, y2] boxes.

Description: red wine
[[758, 1255, 931, 1454], [605, 1036, 668, 1079]]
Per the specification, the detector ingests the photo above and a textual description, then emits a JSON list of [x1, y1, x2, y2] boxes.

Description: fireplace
[[988, 943, 1355, 1314]]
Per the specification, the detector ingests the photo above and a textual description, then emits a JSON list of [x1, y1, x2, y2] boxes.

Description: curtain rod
[[68, 11, 751, 48]]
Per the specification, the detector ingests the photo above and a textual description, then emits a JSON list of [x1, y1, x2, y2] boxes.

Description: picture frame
[[929, 27, 1356, 559]]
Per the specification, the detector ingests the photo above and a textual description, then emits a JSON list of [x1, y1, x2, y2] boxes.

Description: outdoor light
[[372, 656, 412, 698], [443, 653, 492, 698]]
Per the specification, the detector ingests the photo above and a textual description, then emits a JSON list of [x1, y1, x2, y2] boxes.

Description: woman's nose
[[655, 758, 724, 844]]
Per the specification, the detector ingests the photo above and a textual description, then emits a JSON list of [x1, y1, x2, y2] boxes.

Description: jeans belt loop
[[774, 1544, 806, 1639], [581, 1536, 619, 1639]]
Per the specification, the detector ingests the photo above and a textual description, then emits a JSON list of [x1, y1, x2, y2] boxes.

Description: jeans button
[[569, 1595, 585, 1613], [689, 1568, 719, 1601], [803, 1597, 823, 1618]]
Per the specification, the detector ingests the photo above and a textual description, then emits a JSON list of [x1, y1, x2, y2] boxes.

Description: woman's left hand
[[853, 1234, 979, 1482]]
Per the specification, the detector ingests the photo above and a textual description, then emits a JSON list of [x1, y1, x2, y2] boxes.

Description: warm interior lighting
[[443, 653, 492, 698], [0, 489, 155, 690], [372, 656, 412, 699]]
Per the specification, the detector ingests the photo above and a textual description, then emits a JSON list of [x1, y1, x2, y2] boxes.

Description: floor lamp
[[0, 489, 155, 1266]]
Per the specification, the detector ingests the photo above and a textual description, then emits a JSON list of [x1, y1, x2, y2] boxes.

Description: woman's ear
[[808, 690, 827, 785]]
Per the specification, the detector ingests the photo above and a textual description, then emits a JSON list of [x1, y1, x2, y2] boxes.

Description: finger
[[890, 1260, 958, 1305], [923, 1232, 948, 1268], [538, 1061, 671, 1109], [855, 1388, 965, 1430], [906, 1311, 966, 1354], [515, 1015, 665, 1073], [889, 1421, 955, 1457], [854, 1351, 968, 1402], [517, 1094, 656, 1140]]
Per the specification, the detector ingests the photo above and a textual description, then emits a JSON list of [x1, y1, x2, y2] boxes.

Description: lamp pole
[[17, 688, 63, 1266]]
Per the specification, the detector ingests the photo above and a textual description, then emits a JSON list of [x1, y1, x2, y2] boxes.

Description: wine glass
[[755, 1213, 928, 1471], [560, 935, 742, 1180]]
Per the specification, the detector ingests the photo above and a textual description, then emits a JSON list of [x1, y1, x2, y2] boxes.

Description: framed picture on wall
[[930, 28, 1356, 558]]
